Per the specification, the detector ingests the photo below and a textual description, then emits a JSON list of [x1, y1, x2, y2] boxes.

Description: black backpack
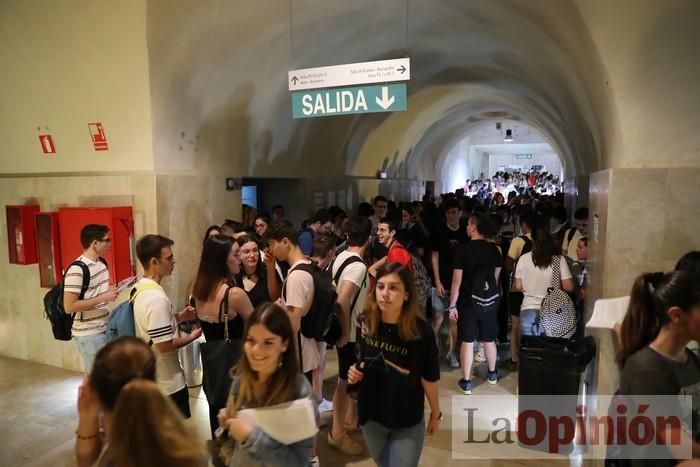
[[283, 262, 342, 344], [43, 258, 107, 341]]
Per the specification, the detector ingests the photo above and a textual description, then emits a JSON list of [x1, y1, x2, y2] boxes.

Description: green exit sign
[[516, 154, 533, 160]]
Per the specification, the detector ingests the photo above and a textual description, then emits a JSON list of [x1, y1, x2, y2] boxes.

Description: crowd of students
[[64, 182, 700, 466]]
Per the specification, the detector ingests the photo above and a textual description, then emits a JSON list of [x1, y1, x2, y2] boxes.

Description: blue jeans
[[520, 309, 541, 337], [73, 332, 107, 371], [361, 418, 425, 467]]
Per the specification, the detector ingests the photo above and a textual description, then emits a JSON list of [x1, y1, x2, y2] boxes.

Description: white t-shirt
[[63, 255, 110, 336], [331, 251, 368, 342], [132, 278, 185, 395], [515, 253, 573, 311], [283, 260, 319, 374]]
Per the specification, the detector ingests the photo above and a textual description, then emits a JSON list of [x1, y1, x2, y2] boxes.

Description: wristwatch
[[432, 411, 443, 421]]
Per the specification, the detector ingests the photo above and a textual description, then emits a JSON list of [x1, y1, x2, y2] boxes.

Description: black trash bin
[[518, 335, 596, 395], [517, 335, 596, 454]]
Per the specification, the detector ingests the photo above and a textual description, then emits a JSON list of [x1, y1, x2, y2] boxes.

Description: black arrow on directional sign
[[291, 76, 299, 84], [397, 65, 406, 74]]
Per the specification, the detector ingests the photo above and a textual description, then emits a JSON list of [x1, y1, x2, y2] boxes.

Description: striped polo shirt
[[63, 255, 110, 336]]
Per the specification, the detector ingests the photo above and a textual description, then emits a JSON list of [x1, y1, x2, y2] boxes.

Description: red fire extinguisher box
[[6, 205, 40, 265], [58, 207, 135, 284], [35, 212, 63, 288]]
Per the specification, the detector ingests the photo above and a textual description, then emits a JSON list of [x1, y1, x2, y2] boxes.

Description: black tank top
[[241, 274, 271, 308], [198, 287, 243, 341]]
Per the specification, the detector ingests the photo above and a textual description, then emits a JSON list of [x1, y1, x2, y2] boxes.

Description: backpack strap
[[129, 282, 162, 302], [567, 227, 577, 243], [67, 260, 91, 322], [333, 255, 367, 317], [282, 262, 313, 300], [550, 256, 562, 290], [72, 261, 92, 300]]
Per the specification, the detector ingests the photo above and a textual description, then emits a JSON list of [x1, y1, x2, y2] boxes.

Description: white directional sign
[[288, 58, 410, 91]]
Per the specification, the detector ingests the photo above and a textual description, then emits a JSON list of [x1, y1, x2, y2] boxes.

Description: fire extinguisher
[[15, 225, 24, 263]]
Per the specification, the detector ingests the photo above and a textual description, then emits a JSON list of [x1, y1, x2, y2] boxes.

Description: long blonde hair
[[364, 262, 421, 341], [231, 303, 299, 412]]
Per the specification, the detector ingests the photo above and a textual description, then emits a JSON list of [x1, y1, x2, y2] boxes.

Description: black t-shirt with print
[[453, 239, 503, 308], [431, 222, 469, 288], [357, 318, 440, 429]]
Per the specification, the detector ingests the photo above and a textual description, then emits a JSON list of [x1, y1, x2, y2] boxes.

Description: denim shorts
[[73, 332, 107, 371]]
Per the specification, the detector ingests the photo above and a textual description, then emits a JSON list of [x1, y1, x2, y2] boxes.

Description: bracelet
[[75, 429, 99, 440], [448, 305, 457, 311], [432, 411, 443, 421]]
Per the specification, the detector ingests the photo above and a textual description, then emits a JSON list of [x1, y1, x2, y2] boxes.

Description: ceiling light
[[504, 129, 513, 142]]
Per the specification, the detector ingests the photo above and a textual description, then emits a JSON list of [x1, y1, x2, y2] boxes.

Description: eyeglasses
[[100, 237, 112, 243], [254, 223, 266, 229]]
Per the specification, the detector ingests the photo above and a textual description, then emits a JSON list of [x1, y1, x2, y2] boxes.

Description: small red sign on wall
[[39, 134, 56, 154], [88, 122, 108, 151]]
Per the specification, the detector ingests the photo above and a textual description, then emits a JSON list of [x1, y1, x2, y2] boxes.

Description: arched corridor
[[1, 0, 700, 465]]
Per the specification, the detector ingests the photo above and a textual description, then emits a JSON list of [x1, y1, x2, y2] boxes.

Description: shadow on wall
[[195, 82, 256, 173]]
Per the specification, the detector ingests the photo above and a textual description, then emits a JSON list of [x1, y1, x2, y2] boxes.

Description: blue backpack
[[106, 282, 161, 342]]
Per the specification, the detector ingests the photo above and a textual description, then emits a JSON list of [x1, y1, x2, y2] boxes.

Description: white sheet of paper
[[586, 296, 630, 329], [116, 276, 137, 293], [237, 397, 318, 445]]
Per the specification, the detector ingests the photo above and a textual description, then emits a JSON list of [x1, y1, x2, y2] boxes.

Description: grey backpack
[[539, 256, 577, 338]]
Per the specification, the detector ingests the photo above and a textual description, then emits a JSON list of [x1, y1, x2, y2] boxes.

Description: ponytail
[[107, 380, 204, 467], [617, 270, 700, 367]]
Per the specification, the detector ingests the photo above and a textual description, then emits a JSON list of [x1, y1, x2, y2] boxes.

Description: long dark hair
[[531, 225, 556, 269], [192, 234, 233, 301], [364, 262, 421, 341], [617, 270, 700, 367], [676, 251, 700, 277], [232, 303, 299, 411]]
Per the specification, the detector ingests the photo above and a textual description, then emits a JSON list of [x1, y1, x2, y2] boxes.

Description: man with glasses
[[298, 209, 333, 256], [63, 224, 119, 370], [369, 196, 388, 230], [132, 234, 201, 418], [368, 196, 389, 263]]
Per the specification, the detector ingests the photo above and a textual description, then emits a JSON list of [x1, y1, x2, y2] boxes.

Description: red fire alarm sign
[[39, 134, 56, 154], [88, 122, 108, 151]]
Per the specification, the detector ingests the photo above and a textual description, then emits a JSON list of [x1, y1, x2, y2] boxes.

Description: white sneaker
[[319, 398, 333, 413]]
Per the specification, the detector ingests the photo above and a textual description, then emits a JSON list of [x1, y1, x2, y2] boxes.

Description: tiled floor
[[0, 349, 588, 466]]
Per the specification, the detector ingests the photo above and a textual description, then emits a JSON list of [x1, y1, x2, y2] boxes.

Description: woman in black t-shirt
[[617, 270, 700, 466], [348, 262, 441, 467]]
